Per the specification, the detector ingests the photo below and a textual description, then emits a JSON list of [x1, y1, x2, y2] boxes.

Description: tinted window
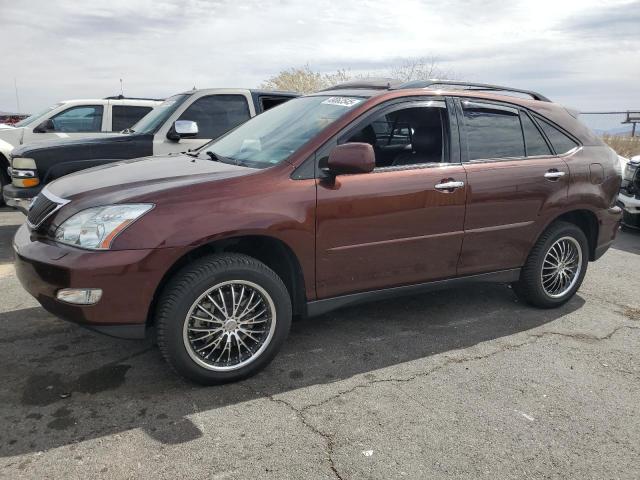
[[112, 105, 153, 131], [51, 105, 103, 133], [521, 113, 552, 156], [463, 104, 524, 160], [179, 95, 250, 139], [537, 118, 579, 154], [346, 105, 447, 168]]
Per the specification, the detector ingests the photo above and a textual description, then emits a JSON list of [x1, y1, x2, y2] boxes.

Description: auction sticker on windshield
[[321, 97, 363, 107]]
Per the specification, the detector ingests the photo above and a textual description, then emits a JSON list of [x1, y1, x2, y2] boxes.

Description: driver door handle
[[435, 180, 465, 192], [544, 169, 566, 180]]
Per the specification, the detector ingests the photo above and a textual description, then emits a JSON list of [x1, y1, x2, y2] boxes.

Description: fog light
[[56, 288, 102, 305]]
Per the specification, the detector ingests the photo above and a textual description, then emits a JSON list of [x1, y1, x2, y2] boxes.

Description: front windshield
[[15, 103, 63, 127], [200, 95, 365, 168], [129, 93, 190, 134]]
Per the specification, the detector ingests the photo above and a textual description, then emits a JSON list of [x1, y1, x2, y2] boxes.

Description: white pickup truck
[[0, 96, 161, 201], [618, 154, 640, 229], [4, 89, 297, 210]]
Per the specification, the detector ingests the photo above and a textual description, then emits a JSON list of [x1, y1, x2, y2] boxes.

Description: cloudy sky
[[1, 0, 639, 128]]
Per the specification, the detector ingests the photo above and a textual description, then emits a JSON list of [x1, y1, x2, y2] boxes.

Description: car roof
[[60, 98, 161, 106], [308, 79, 602, 146], [175, 88, 299, 97]]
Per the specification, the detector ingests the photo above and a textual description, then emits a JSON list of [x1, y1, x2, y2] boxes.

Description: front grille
[[26, 190, 68, 229]]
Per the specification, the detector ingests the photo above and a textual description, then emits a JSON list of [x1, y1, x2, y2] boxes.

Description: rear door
[[110, 104, 154, 132], [456, 99, 571, 275], [315, 99, 467, 298]]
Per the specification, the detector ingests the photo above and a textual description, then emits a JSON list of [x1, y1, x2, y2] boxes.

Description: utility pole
[[14, 78, 21, 113], [120, 78, 124, 97], [623, 111, 639, 138]]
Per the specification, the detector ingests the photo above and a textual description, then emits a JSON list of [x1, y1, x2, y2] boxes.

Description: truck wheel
[[513, 221, 589, 308], [156, 253, 292, 385]]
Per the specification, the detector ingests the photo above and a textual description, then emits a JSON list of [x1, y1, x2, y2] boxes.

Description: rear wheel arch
[[147, 234, 307, 327], [535, 209, 599, 261]]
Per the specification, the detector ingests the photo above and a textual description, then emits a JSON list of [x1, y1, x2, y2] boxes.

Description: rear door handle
[[544, 169, 566, 180], [434, 180, 465, 192]]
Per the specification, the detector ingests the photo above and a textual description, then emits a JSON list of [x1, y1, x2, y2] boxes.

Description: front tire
[[513, 221, 589, 308], [156, 253, 292, 385]]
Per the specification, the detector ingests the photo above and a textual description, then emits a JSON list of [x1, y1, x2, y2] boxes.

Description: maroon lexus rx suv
[[14, 80, 622, 384]]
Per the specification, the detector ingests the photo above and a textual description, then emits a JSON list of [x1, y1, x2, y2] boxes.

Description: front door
[[153, 94, 253, 155], [28, 105, 106, 143], [315, 100, 467, 299], [456, 100, 572, 275]]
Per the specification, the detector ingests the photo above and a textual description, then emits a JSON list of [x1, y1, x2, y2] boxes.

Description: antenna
[[14, 78, 21, 113], [120, 78, 124, 96]]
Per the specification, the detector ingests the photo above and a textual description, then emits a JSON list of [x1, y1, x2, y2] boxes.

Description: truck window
[[259, 96, 291, 112], [178, 95, 250, 139], [112, 105, 153, 132], [50, 105, 104, 133]]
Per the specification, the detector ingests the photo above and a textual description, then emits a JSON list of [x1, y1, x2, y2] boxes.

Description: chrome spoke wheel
[[540, 236, 582, 298], [183, 280, 276, 371]]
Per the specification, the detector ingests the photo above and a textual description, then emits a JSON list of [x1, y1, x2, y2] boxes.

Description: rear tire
[[513, 221, 589, 308], [156, 253, 292, 385]]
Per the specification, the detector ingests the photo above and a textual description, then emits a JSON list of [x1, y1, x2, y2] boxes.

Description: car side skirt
[[305, 268, 522, 317]]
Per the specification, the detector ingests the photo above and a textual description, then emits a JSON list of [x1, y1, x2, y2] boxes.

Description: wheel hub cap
[[182, 280, 277, 372], [541, 236, 582, 299]]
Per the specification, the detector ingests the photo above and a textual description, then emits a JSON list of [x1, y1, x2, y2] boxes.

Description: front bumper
[[617, 192, 640, 229], [13, 224, 185, 339], [3, 184, 42, 214]]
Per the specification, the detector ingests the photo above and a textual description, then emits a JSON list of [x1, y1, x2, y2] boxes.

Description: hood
[[11, 132, 138, 156], [0, 126, 25, 151], [46, 153, 256, 202]]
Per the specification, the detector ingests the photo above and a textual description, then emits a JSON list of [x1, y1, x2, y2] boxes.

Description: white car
[[618, 154, 640, 229], [0, 96, 161, 200]]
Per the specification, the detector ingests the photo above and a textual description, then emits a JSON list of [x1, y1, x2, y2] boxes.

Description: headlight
[[54, 204, 153, 250], [624, 161, 638, 182]]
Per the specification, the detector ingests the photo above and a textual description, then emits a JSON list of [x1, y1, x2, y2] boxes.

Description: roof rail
[[394, 80, 551, 102], [322, 78, 403, 91], [103, 95, 165, 101]]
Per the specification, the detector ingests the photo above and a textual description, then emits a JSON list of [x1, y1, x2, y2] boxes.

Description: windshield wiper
[[121, 128, 135, 134], [205, 150, 224, 162]]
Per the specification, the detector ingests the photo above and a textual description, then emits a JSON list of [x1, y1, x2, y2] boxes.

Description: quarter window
[[178, 95, 251, 139], [536, 118, 579, 154], [462, 103, 525, 160], [521, 113, 552, 156], [112, 105, 153, 131], [50, 105, 104, 133]]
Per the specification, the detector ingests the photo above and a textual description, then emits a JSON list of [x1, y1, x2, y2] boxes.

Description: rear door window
[[462, 102, 525, 160], [51, 105, 104, 133], [112, 105, 153, 131], [536, 118, 579, 154], [178, 95, 251, 139], [521, 112, 552, 156]]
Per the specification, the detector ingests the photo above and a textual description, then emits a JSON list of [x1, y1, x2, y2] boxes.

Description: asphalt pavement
[[0, 206, 638, 479]]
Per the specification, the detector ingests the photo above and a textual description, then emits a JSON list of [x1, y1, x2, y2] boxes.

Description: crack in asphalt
[[242, 384, 345, 480], [266, 322, 640, 438]]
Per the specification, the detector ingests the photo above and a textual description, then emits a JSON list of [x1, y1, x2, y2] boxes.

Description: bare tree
[[388, 57, 453, 82], [260, 64, 351, 93], [260, 57, 454, 93]]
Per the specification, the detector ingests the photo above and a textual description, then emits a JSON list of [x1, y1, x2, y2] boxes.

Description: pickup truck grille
[[27, 190, 68, 229]]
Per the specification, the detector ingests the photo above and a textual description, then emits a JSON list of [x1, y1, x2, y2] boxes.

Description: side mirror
[[167, 120, 198, 141], [325, 143, 375, 176], [33, 119, 54, 133]]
